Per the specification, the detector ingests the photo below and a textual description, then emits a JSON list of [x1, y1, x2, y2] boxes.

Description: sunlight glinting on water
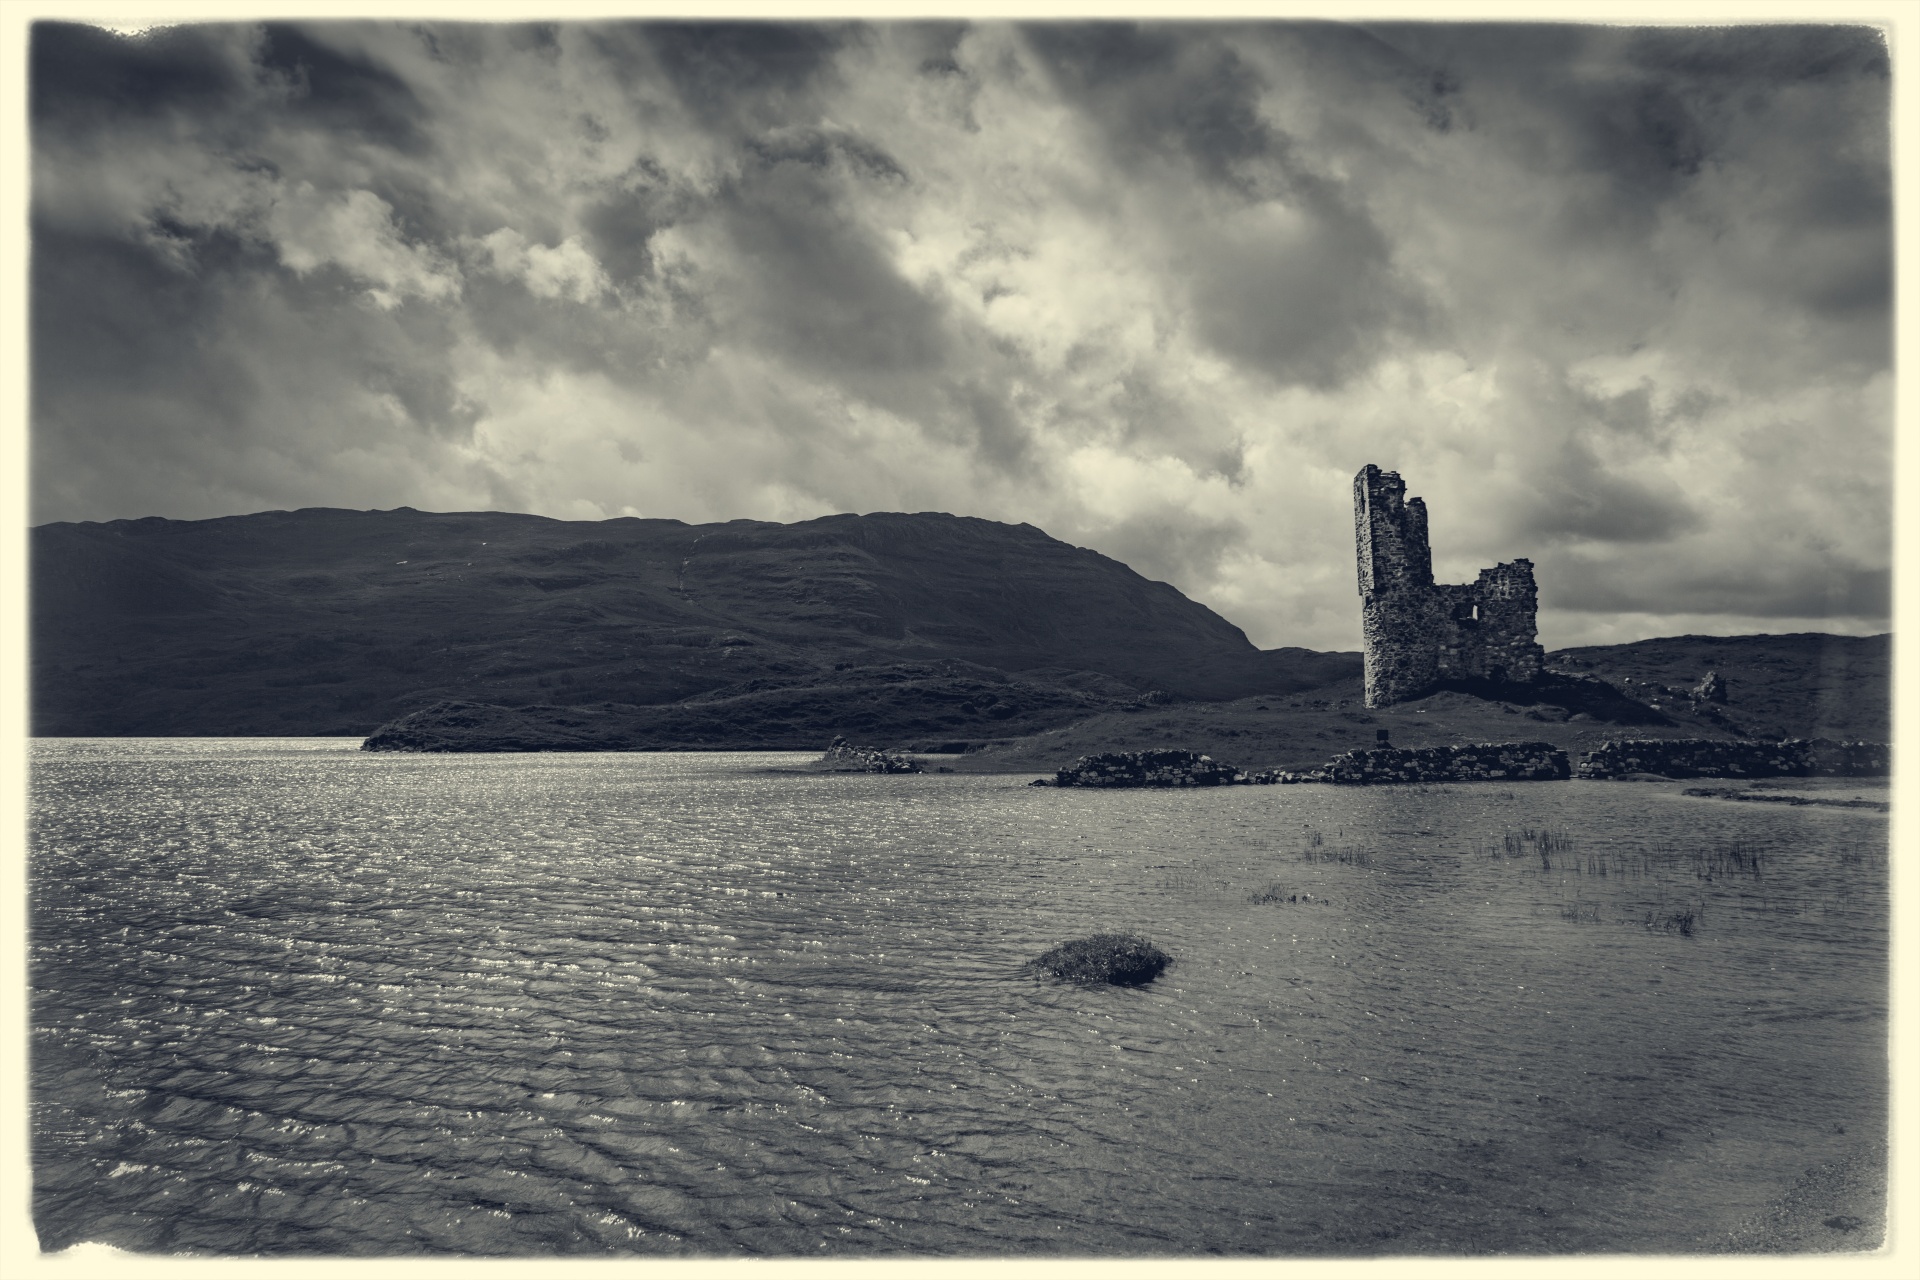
[[30, 741, 1887, 1255]]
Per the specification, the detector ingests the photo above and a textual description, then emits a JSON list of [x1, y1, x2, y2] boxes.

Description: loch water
[[30, 740, 1888, 1256]]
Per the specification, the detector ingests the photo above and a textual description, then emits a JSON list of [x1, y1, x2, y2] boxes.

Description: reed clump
[[1301, 845, 1373, 867], [1645, 904, 1703, 937], [1572, 843, 1766, 881], [1694, 842, 1764, 880], [1250, 885, 1321, 906], [1487, 830, 1768, 882], [1486, 826, 1575, 868], [1027, 934, 1172, 986]]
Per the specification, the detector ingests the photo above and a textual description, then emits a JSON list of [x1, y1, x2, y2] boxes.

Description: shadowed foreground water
[[30, 741, 1887, 1256]]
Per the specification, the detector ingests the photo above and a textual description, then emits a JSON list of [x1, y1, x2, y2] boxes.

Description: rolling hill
[[32, 506, 1887, 757], [31, 506, 1357, 737]]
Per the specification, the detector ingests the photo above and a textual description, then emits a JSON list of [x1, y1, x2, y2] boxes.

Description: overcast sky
[[29, 19, 1891, 652]]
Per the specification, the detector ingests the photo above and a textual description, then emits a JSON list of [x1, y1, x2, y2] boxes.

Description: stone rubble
[[1691, 670, 1729, 704], [815, 735, 922, 773]]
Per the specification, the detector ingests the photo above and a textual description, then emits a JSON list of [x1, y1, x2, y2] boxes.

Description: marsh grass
[[1293, 826, 1368, 866], [1516, 829, 1771, 940], [1558, 897, 1707, 934], [1487, 829, 1767, 881], [1301, 845, 1373, 868], [1692, 842, 1765, 880], [1250, 884, 1323, 906], [1486, 827, 1575, 867], [1560, 843, 1765, 881], [1645, 904, 1703, 937]]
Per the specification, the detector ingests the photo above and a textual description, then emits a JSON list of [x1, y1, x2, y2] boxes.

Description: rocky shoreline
[[1027, 738, 1890, 789], [1034, 742, 1574, 788]]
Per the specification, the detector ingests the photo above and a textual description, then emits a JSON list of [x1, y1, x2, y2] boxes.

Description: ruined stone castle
[[1354, 464, 1544, 708]]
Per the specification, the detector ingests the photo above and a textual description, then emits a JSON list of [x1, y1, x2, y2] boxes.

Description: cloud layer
[[29, 19, 1892, 650]]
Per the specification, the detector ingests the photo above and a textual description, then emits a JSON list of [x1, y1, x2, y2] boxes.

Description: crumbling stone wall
[[1044, 750, 1247, 787], [1577, 737, 1889, 780], [1280, 741, 1570, 785], [1355, 465, 1545, 707]]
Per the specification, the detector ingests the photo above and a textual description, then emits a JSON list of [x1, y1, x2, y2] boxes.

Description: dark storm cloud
[[1187, 209, 1420, 391], [1514, 464, 1699, 546], [579, 162, 678, 285], [1023, 23, 1277, 191], [32, 214, 478, 519], [690, 118, 1040, 472], [1622, 23, 1888, 85], [1021, 22, 1431, 390], [257, 22, 432, 153], [1550, 556, 1890, 621], [603, 21, 852, 135], [1096, 507, 1250, 596], [31, 21, 249, 128], [1493, 380, 1705, 547], [31, 224, 249, 516], [26, 19, 1892, 648], [1365, 23, 1889, 223], [715, 145, 936, 380]]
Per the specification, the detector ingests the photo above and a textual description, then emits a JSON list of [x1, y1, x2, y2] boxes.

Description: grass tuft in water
[[1027, 934, 1172, 986], [1487, 827, 1575, 867], [1644, 904, 1703, 937], [1493, 834, 1769, 882], [1693, 842, 1764, 881], [1301, 845, 1373, 867], [1250, 885, 1321, 906]]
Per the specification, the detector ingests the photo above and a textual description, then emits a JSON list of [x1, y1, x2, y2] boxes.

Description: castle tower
[[1354, 465, 1440, 706], [1354, 464, 1545, 708]]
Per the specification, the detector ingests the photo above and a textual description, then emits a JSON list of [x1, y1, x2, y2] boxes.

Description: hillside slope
[[32, 506, 1357, 736], [1550, 632, 1888, 744], [944, 633, 1890, 774], [356, 630, 1887, 758]]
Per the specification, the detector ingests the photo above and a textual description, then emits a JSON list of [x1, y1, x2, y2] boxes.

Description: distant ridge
[[32, 506, 1359, 737]]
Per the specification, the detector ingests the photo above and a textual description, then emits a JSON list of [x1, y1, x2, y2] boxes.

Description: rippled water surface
[[31, 740, 1887, 1255]]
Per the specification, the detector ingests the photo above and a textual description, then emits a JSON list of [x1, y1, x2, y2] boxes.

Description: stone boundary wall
[[1045, 750, 1247, 787], [1577, 738, 1889, 780], [1283, 741, 1571, 785]]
